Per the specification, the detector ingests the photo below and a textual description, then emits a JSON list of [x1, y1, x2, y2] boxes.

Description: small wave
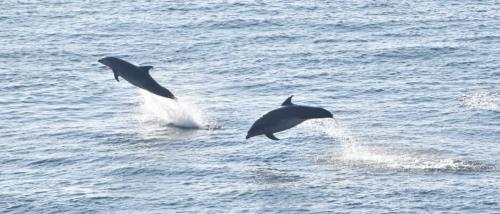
[[311, 120, 496, 172], [136, 90, 207, 129], [106, 166, 166, 177], [373, 46, 459, 59], [27, 157, 76, 167], [461, 91, 500, 112], [250, 168, 303, 184]]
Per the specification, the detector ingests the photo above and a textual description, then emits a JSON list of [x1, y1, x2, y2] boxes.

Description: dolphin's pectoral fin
[[281, 95, 294, 106], [113, 70, 119, 82], [138, 66, 154, 74], [265, 133, 280, 141]]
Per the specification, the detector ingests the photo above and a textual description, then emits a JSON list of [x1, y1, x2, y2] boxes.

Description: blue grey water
[[1, 0, 499, 213]]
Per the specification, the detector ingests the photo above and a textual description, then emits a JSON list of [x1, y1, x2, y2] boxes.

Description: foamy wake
[[135, 89, 207, 129], [461, 91, 500, 112], [308, 120, 495, 172]]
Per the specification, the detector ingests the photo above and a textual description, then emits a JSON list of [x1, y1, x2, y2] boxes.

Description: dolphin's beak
[[98, 58, 108, 65]]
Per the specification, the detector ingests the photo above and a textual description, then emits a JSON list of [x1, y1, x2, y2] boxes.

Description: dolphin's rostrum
[[246, 96, 334, 140], [98, 56, 176, 99]]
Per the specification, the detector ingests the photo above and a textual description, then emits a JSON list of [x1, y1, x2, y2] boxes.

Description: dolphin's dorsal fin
[[281, 95, 294, 106], [113, 70, 119, 82], [138, 66, 154, 74], [265, 133, 280, 141]]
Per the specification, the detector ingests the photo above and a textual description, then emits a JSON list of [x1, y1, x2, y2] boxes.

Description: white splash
[[136, 89, 206, 129], [329, 144, 491, 171], [310, 120, 493, 172], [461, 91, 500, 112]]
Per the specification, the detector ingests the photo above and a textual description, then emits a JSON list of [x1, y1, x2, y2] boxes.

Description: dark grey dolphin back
[[137, 66, 176, 99], [246, 95, 333, 140], [98, 57, 176, 100]]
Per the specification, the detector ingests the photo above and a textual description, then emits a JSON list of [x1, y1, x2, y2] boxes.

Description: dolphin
[[98, 56, 176, 99], [246, 96, 334, 140]]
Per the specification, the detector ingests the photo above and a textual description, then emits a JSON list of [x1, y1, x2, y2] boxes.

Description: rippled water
[[1, 1, 499, 213]]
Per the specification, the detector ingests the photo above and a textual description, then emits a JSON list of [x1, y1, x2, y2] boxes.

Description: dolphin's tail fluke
[[153, 85, 176, 100]]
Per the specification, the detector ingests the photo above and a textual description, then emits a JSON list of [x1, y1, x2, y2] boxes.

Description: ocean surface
[[1, 0, 499, 213]]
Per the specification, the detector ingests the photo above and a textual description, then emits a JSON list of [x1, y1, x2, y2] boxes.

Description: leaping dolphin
[[246, 96, 334, 140], [98, 56, 176, 99]]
